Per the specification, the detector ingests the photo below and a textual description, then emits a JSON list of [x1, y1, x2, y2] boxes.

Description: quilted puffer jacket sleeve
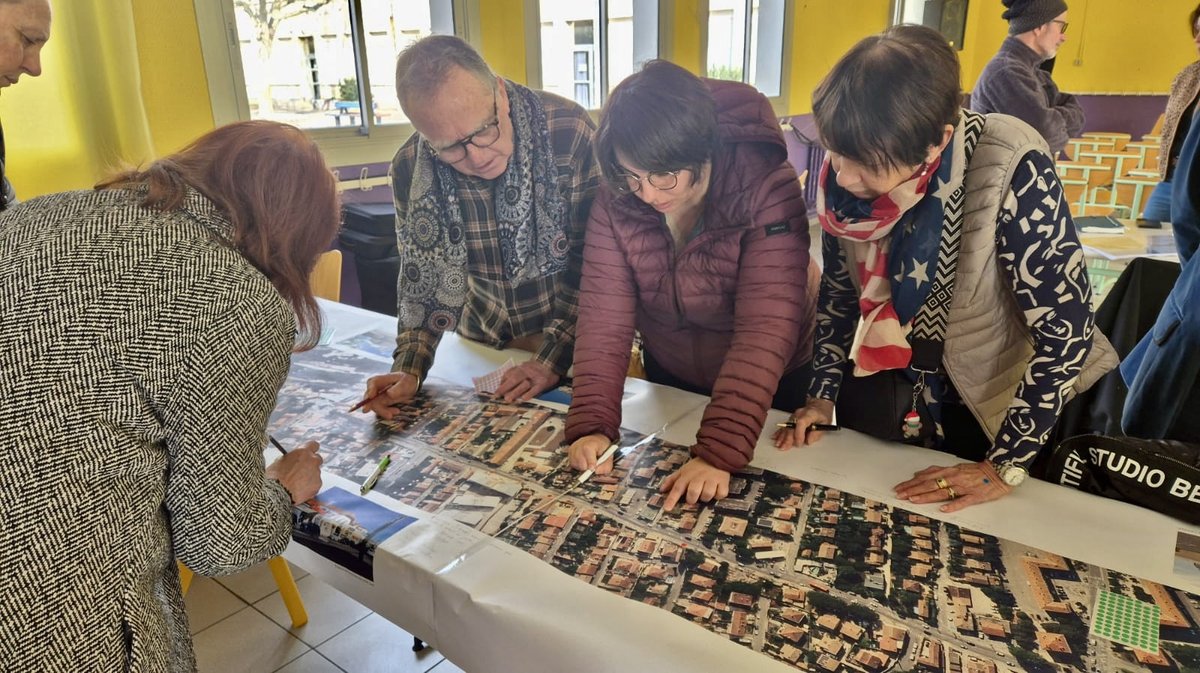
[[693, 163, 810, 472], [564, 187, 637, 444]]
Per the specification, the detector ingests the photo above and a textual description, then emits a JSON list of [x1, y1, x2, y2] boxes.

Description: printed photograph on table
[[1177, 531, 1200, 582], [332, 328, 397, 362], [292, 486, 417, 580], [270, 330, 1200, 672]]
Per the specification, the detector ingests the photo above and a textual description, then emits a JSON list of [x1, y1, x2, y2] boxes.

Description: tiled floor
[[186, 562, 466, 673]]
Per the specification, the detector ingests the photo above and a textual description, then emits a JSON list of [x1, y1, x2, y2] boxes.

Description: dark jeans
[[1141, 181, 1172, 222], [642, 350, 812, 413]]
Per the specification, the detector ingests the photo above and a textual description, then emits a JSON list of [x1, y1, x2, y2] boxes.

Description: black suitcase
[[339, 227, 397, 261], [355, 256, 400, 317], [340, 201, 400, 316], [342, 202, 396, 236]]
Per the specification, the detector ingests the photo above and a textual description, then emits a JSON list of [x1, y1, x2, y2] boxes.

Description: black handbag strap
[[909, 110, 987, 373]]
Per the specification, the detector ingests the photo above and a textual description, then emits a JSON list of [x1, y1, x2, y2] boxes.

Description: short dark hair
[[1190, 3, 1200, 35], [812, 24, 962, 172], [395, 35, 495, 114], [593, 59, 720, 189]]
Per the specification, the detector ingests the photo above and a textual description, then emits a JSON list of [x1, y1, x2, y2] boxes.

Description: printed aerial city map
[[270, 329, 1200, 673]]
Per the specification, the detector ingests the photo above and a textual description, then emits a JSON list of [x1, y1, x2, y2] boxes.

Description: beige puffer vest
[[843, 113, 1118, 440]]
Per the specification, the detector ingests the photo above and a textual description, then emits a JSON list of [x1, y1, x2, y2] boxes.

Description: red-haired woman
[[0, 120, 335, 670]]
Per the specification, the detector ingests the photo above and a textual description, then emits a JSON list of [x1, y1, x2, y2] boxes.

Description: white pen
[[576, 443, 620, 484]]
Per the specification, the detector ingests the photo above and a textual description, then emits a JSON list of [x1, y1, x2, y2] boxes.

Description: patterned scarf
[[398, 80, 570, 332], [817, 123, 967, 376]]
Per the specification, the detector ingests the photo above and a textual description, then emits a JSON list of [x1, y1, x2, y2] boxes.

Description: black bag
[[836, 369, 933, 444], [1043, 434, 1200, 524]]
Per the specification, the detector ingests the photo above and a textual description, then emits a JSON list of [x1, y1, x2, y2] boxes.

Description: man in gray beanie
[[970, 0, 1083, 158]]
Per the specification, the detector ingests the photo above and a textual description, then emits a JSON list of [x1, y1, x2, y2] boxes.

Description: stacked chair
[[1057, 114, 1165, 218]]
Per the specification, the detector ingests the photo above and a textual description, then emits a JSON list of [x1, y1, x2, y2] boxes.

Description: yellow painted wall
[[0, 33, 93, 197], [663, 0, 705, 74], [130, 0, 215, 155], [960, 0, 1009, 90], [1056, 0, 1196, 93], [1, 0, 213, 199], [480, 0, 529, 82], [785, 0, 891, 115], [962, 0, 1197, 93]]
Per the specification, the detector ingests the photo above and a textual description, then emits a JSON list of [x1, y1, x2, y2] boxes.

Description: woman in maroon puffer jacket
[[564, 60, 818, 511]]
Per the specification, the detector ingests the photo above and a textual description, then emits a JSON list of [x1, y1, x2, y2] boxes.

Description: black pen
[[268, 435, 289, 455], [775, 422, 839, 432]]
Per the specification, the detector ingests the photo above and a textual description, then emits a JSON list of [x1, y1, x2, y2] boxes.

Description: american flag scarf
[[817, 137, 961, 376]]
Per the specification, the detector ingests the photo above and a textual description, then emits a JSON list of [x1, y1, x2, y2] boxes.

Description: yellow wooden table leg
[[267, 556, 308, 627], [177, 562, 195, 597]]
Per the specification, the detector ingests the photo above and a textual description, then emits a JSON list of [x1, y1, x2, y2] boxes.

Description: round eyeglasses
[[613, 169, 681, 194], [427, 91, 501, 164]]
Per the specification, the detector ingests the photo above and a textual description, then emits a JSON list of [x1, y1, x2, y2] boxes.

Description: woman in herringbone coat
[[0, 121, 336, 671]]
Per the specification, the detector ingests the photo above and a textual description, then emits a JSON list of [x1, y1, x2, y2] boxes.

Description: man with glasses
[[358, 35, 599, 417], [970, 0, 1083, 158]]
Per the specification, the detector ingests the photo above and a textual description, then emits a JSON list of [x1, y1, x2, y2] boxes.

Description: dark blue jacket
[[1120, 255, 1200, 440]]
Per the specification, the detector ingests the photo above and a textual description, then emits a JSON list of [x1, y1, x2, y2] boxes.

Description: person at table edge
[[359, 35, 599, 416]]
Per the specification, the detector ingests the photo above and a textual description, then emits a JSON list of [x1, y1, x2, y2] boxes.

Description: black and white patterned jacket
[[0, 187, 295, 671]]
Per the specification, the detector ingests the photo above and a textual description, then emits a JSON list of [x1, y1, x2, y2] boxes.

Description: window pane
[[540, 0, 602, 108], [898, 0, 927, 24], [235, 1, 357, 129], [749, 0, 785, 97], [233, 1, 447, 130], [539, 0, 657, 108], [361, 2, 439, 126], [606, 0, 658, 93], [894, 0, 969, 50], [574, 83, 592, 108], [707, 0, 746, 82]]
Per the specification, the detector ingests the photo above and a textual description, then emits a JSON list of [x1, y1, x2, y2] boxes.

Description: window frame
[[699, 0, 793, 115], [523, 0, 665, 112], [889, 0, 970, 51], [193, 0, 480, 167]]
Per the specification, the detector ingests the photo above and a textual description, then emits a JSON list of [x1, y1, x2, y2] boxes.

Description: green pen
[[360, 454, 391, 496]]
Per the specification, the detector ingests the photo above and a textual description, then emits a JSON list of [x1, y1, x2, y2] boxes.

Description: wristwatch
[[996, 461, 1028, 487]]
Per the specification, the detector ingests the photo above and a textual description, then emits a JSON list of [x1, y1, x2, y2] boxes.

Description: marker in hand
[[775, 422, 839, 432], [349, 385, 393, 413], [268, 435, 289, 455], [577, 443, 620, 485]]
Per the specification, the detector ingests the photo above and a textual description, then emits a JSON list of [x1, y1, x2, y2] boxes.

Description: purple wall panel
[[1076, 94, 1167, 138], [780, 95, 1169, 187]]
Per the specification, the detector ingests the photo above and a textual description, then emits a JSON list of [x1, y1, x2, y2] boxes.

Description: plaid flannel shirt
[[389, 89, 599, 381]]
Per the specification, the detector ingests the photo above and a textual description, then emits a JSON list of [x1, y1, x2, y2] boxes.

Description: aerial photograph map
[[270, 329, 1200, 673]]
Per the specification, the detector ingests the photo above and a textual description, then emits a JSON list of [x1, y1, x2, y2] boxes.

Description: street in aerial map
[[271, 329, 1200, 673]]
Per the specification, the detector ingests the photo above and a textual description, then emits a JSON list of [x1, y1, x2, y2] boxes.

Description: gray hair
[[395, 35, 495, 114]]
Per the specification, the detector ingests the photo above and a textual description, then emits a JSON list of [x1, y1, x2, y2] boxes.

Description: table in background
[[1081, 221, 1177, 307]]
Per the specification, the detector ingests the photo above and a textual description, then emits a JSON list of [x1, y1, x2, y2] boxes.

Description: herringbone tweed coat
[[0, 187, 295, 671]]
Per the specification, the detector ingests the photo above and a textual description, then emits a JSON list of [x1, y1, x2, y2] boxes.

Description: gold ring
[[935, 477, 949, 490], [945, 486, 957, 499]]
